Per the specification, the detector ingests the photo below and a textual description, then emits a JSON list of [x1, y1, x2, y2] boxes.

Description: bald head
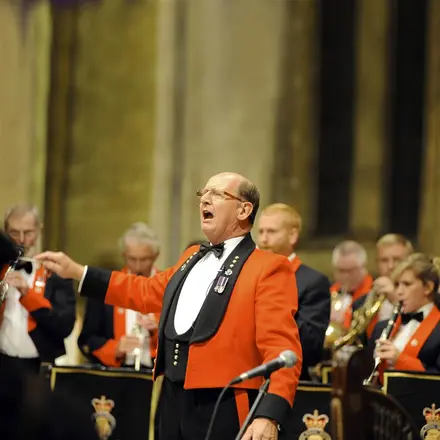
[[206, 172, 260, 223], [213, 172, 245, 185], [198, 172, 260, 244]]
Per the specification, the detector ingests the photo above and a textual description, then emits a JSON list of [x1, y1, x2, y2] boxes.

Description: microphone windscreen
[[280, 350, 297, 367]]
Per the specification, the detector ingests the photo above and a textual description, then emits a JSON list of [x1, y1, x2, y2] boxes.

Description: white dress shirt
[[0, 265, 39, 358], [393, 302, 435, 353], [173, 236, 245, 335]]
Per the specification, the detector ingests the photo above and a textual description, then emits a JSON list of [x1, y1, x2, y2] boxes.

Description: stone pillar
[[172, 0, 285, 261], [44, 8, 78, 251], [45, 0, 159, 265], [349, 0, 391, 239], [151, 0, 288, 266], [149, 0, 181, 268], [418, 0, 440, 254], [271, 0, 318, 237], [0, 2, 50, 217]]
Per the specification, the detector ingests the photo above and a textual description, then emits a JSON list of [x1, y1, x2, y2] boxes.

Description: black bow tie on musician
[[401, 311, 424, 325], [15, 260, 33, 274]]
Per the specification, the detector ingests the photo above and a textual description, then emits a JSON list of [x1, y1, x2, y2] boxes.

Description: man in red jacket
[[37, 172, 303, 440]]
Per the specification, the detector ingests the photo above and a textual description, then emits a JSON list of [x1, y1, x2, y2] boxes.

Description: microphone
[[230, 350, 297, 385]]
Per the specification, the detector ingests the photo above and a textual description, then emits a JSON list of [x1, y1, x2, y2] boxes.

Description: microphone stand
[[234, 377, 271, 440]]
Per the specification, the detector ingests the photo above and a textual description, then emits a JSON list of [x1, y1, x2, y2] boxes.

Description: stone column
[[271, 0, 319, 237], [349, 0, 391, 240], [0, 2, 50, 217], [151, 0, 288, 266], [149, 0, 181, 268], [180, 0, 286, 255], [45, 0, 159, 265], [418, 0, 440, 254]]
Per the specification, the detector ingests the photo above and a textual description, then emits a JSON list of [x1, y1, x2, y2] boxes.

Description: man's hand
[[137, 313, 158, 332], [374, 276, 397, 302], [4, 272, 29, 297], [374, 339, 400, 366], [242, 418, 278, 440], [35, 251, 84, 280], [115, 336, 142, 358]]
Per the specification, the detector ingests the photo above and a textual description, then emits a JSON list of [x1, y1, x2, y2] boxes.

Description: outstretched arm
[[35, 251, 173, 314]]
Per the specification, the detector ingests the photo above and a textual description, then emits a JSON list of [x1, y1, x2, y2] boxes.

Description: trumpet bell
[[324, 322, 347, 349]]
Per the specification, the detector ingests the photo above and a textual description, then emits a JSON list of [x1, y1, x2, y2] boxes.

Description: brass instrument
[[131, 320, 143, 371], [130, 315, 152, 371], [363, 302, 403, 386], [332, 286, 386, 351], [323, 289, 349, 350], [0, 245, 24, 306]]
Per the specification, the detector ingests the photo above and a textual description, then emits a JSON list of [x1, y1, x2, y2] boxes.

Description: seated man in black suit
[[257, 203, 330, 379], [78, 222, 160, 368], [0, 204, 76, 374]]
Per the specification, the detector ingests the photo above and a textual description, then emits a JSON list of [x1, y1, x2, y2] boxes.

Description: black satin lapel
[[190, 234, 256, 344], [157, 250, 201, 333]]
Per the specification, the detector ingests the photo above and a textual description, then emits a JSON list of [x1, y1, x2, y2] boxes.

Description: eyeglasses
[[196, 188, 246, 202]]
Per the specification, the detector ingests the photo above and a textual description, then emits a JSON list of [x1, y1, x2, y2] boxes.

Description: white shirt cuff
[[78, 265, 88, 293]]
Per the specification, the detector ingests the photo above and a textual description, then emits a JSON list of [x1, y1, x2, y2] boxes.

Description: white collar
[[205, 236, 246, 262], [417, 302, 435, 319], [218, 235, 246, 250], [287, 252, 296, 262]]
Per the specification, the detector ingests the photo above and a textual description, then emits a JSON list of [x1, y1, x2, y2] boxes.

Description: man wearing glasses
[[0, 204, 76, 374], [37, 172, 302, 440]]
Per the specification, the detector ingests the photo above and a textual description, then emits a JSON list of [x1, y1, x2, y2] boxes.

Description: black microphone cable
[[203, 379, 235, 440]]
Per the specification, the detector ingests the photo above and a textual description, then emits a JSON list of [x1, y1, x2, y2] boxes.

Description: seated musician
[[257, 203, 330, 380], [347, 234, 413, 342], [78, 222, 160, 368], [0, 204, 76, 374], [372, 253, 440, 374], [330, 240, 373, 327]]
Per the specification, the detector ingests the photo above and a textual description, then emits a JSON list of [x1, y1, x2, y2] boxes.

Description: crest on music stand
[[420, 403, 440, 440]]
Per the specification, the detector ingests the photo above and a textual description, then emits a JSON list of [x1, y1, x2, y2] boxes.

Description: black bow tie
[[14, 260, 33, 274], [199, 242, 225, 259], [401, 311, 424, 325]]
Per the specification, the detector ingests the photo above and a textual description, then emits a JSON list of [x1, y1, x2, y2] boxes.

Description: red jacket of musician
[[80, 239, 303, 423]]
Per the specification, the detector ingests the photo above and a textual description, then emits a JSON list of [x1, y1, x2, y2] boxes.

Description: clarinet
[[363, 301, 403, 386]]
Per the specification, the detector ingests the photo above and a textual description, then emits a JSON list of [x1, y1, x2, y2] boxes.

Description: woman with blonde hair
[[371, 253, 440, 373]]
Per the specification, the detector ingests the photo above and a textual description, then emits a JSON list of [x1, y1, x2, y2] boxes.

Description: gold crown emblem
[[92, 396, 115, 414], [303, 410, 330, 431], [423, 404, 440, 424], [91, 396, 116, 440]]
